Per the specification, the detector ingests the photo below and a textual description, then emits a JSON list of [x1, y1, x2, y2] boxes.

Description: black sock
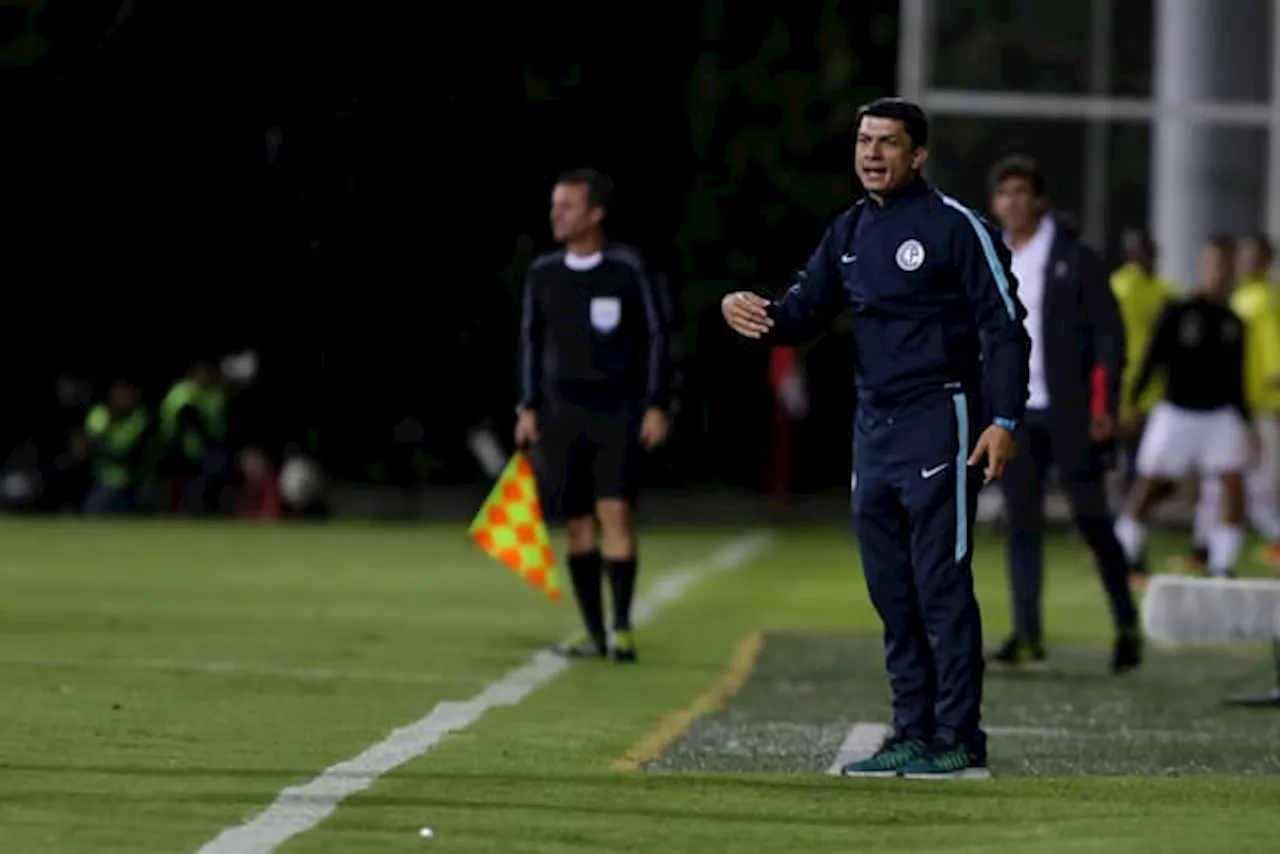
[[605, 557, 638, 631], [567, 551, 606, 645]]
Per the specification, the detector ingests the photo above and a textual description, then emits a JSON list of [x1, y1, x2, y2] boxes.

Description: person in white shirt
[[984, 156, 1140, 675]]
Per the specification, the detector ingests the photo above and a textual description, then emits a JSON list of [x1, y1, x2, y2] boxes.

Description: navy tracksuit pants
[[853, 390, 985, 753]]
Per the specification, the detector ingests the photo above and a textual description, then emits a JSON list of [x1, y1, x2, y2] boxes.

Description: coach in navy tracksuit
[[723, 98, 1030, 779]]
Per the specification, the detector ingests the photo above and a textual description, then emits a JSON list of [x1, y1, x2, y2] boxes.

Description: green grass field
[[2, 518, 1279, 853]]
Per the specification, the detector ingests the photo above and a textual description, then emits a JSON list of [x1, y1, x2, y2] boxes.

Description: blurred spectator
[[82, 379, 151, 514], [158, 359, 231, 514], [1111, 227, 1180, 488]]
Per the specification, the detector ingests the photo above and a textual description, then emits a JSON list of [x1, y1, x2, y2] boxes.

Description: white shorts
[[1135, 402, 1248, 479]]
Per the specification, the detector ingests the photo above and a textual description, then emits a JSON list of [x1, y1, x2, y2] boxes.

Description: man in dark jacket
[[985, 155, 1140, 674], [723, 98, 1030, 779]]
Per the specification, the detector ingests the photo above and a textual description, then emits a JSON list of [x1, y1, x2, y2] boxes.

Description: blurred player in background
[[1183, 234, 1280, 570], [983, 156, 1139, 674], [515, 168, 671, 663], [1116, 236, 1254, 579], [1111, 228, 1180, 489]]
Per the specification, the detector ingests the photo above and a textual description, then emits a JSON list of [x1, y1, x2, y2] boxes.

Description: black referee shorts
[[538, 399, 644, 521]]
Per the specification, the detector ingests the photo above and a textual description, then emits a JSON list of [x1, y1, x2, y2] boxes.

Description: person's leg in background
[[562, 508, 607, 654], [990, 414, 1050, 666], [1193, 415, 1280, 571], [1201, 409, 1253, 578], [1246, 414, 1280, 564], [1208, 470, 1247, 577], [1061, 471, 1141, 672], [595, 496, 636, 660], [196, 446, 232, 514], [593, 403, 646, 662], [1115, 404, 1189, 574], [1188, 476, 1217, 572], [1120, 416, 1146, 493], [544, 408, 608, 659]]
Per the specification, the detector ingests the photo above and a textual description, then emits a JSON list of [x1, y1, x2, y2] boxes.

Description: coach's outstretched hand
[[721, 292, 774, 339], [968, 424, 1016, 484]]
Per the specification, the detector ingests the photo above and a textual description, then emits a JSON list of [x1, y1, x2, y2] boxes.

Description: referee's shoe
[[552, 630, 637, 662], [552, 632, 607, 659]]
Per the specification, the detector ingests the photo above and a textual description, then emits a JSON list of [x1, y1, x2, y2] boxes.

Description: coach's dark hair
[[556, 168, 614, 210], [988, 155, 1046, 198], [855, 98, 929, 149], [1240, 230, 1274, 262]]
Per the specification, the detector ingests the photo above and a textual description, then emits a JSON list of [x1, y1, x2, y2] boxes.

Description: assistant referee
[[515, 168, 671, 662]]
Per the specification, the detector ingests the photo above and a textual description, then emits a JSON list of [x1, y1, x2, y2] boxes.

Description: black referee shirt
[[1131, 295, 1250, 420], [519, 243, 670, 411]]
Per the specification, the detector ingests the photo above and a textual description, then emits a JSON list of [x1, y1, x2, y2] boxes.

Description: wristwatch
[[993, 417, 1018, 433]]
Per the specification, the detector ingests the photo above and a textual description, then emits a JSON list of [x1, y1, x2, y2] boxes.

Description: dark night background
[[2, 1, 1155, 501], [0, 0, 901, 498]]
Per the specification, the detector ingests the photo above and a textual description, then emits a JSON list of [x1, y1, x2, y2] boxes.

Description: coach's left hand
[[640, 407, 671, 450], [968, 424, 1016, 484]]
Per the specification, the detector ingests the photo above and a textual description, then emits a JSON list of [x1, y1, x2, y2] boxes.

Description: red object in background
[[769, 347, 798, 495], [1090, 365, 1108, 417], [236, 449, 282, 520], [237, 469, 282, 519]]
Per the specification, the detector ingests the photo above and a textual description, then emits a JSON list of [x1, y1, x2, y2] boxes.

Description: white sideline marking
[[197, 532, 774, 854], [827, 723, 891, 774], [827, 722, 891, 774], [0, 656, 463, 686]]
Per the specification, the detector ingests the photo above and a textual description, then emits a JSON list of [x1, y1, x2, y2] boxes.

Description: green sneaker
[[839, 733, 927, 777], [610, 630, 637, 663], [900, 740, 991, 780]]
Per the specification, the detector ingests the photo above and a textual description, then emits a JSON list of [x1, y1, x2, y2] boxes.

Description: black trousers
[[999, 409, 1137, 641]]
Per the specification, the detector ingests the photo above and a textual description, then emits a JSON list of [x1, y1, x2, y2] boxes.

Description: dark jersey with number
[[518, 244, 669, 411], [1131, 295, 1249, 419]]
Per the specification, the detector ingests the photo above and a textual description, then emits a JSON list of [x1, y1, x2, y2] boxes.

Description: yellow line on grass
[[610, 630, 765, 772]]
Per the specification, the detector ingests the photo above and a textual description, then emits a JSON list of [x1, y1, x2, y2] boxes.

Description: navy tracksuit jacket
[[764, 176, 1030, 748]]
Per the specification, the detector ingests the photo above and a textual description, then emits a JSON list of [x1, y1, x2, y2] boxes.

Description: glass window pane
[[930, 0, 1092, 94], [927, 117, 1087, 219], [1102, 122, 1152, 262], [1108, 0, 1153, 97], [1109, 0, 1271, 102], [929, 118, 1158, 265]]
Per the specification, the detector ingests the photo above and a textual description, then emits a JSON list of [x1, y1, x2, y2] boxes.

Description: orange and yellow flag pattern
[[468, 452, 561, 602]]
